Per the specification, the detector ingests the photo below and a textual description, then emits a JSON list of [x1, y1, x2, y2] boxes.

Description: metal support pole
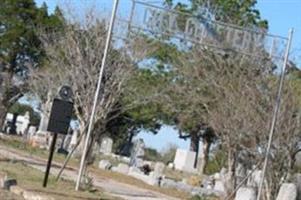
[[75, 0, 119, 191], [256, 28, 293, 200], [43, 132, 58, 187], [269, 38, 275, 58], [127, 0, 136, 38]]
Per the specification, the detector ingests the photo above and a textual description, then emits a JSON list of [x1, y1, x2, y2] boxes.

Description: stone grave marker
[[112, 163, 130, 174], [129, 139, 145, 167], [98, 160, 112, 170], [27, 126, 37, 138], [174, 149, 197, 173], [235, 187, 256, 200], [154, 162, 165, 177], [276, 183, 297, 200], [293, 174, 301, 200], [99, 137, 113, 155]]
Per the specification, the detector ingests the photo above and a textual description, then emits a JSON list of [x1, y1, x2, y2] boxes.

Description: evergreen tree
[[0, 0, 63, 128]]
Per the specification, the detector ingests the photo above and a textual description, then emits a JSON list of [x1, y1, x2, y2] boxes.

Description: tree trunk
[[0, 72, 12, 131], [56, 129, 85, 180], [198, 138, 211, 175], [0, 104, 8, 131], [0, 71, 22, 131], [227, 148, 237, 194], [190, 133, 200, 168], [38, 93, 53, 132]]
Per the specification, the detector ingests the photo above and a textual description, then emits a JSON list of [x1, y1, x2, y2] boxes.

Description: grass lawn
[[0, 159, 119, 200], [0, 135, 78, 166], [0, 135, 192, 199]]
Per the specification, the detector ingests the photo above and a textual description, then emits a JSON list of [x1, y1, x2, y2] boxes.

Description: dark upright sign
[[47, 98, 73, 135], [43, 98, 73, 188]]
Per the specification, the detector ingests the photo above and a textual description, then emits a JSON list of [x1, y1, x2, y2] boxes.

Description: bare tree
[[28, 9, 162, 154], [28, 13, 137, 153], [156, 42, 301, 198]]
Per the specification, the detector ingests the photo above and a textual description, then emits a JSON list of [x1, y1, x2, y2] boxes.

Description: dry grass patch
[[0, 135, 192, 199], [89, 166, 191, 200], [0, 160, 118, 200]]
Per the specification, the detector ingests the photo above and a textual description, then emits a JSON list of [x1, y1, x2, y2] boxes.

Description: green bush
[[144, 147, 162, 161], [205, 150, 227, 174]]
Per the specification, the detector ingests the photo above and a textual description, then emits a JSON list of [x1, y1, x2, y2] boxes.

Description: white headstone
[[174, 149, 197, 173], [214, 180, 226, 193], [153, 162, 165, 177], [27, 126, 37, 138], [38, 111, 49, 132], [276, 183, 297, 200], [235, 187, 256, 200], [167, 162, 175, 169], [18, 112, 30, 135], [99, 137, 113, 155], [5, 112, 30, 135], [112, 163, 130, 174], [236, 163, 247, 186], [247, 169, 262, 188], [98, 160, 112, 170], [70, 130, 78, 147], [130, 139, 145, 167], [293, 174, 301, 200]]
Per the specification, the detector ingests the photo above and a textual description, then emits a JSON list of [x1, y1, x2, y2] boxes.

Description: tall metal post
[[256, 28, 293, 200], [127, 0, 136, 38], [75, 0, 119, 191], [43, 133, 57, 187]]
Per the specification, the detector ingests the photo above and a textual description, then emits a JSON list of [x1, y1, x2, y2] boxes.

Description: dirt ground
[[0, 136, 187, 200], [0, 189, 24, 200]]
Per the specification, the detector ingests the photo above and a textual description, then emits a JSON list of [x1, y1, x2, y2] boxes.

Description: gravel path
[[0, 189, 24, 200], [0, 146, 179, 200]]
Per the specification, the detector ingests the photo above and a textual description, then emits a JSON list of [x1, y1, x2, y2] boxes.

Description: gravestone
[[235, 187, 256, 200], [276, 183, 297, 200], [293, 174, 301, 200], [236, 163, 247, 186], [214, 180, 226, 193], [27, 126, 37, 138], [167, 162, 174, 169], [37, 112, 49, 138], [3, 179, 17, 190], [247, 169, 262, 188], [99, 137, 113, 155], [149, 162, 165, 186], [112, 163, 130, 174], [174, 149, 197, 173], [129, 139, 145, 167], [62, 133, 72, 150], [69, 129, 78, 149], [98, 160, 112, 170], [4, 112, 31, 135], [154, 162, 165, 177]]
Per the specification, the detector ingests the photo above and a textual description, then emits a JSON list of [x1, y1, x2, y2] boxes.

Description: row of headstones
[[98, 159, 166, 186], [98, 137, 300, 200], [214, 167, 301, 200], [3, 112, 32, 135], [99, 136, 208, 174], [235, 183, 298, 200]]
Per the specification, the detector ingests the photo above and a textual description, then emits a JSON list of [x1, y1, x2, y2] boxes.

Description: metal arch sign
[[143, 6, 266, 53], [113, 2, 293, 199], [116, 0, 288, 60]]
